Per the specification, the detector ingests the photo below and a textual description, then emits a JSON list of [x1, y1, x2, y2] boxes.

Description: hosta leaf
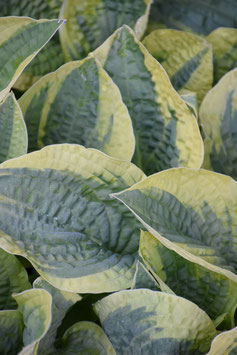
[[14, 38, 65, 92], [0, 0, 64, 91], [140, 230, 237, 326], [59, 0, 152, 61], [207, 28, 237, 84], [0, 144, 145, 293], [33, 277, 81, 354], [112, 168, 237, 282], [0, 92, 27, 163], [0, 0, 63, 20], [207, 327, 237, 355], [137, 236, 176, 296], [0, 248, 31, 310], [148, 0, 237, 35], [95, 289, 217, 354], [179, 90, 198, 118], [143, 29, 213, 103], [19, 57, 135, 160], [131, 260, 160, 291], [59, 321, 115, 354], [200, 69, 237, 179], [92, 25, 203, 175], [0, 310, 24, 354], [0, 17, 64, 102], [14, 289, 52, 355]]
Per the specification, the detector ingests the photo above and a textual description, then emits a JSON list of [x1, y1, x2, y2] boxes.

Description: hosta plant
[[0, 1, 236, 354]]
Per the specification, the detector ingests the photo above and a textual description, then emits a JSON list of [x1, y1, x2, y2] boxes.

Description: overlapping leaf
[[59, 0, 152, 61], [207, 327, 237, 355], [92, 25, 203, 174], [14, 289, 52, 355], [140, 230, 237, 326], [200, 69, 237, 179], [207, 28, 237, 85], [19, 57, 135, 160], [143, 29, 213, 103], [131, 260, 160, 291], [0, 0, 64, 91], [0, 16, 64, 101], [112, 168, 237, 284], [59, 321, 115, 354], [179, 90, 198, 118], [0, 144, 145, 293], [148, 0, 237, 35], [33, 277, 81, 354], [0, 248, 31, 310], [95, 289, 217, 354], [0, 92, 27, 163], [0, 310, 24, 354], [0, 289, 52, 355]]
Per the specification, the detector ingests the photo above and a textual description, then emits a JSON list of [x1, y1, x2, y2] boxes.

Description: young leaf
[[0, 248, 31, 310], [19, 57, 135, 161], [59, 0, 152, 61], [59, 321, 115, 354], [148, 0, 237, 35], [143, 29, 213, 103], [200, 69, 237, 180], [33, 277, 81, 354], [207, 28, 237, 84], [179, 89, 198, 118], [0, 0, 64, 91], [94, 289, 217, 354], [112, 168, 237, 281], [207, 327, 237, 355], [131, 260, 160, 291], [0, 16, 64, 102], [140, 230, 237, 327], [0, 310, 24, 354], [0, 92, 27, 163], [13, 289, 52, 355], [92, 25, 203, 175], [0, 144, 145, 293]]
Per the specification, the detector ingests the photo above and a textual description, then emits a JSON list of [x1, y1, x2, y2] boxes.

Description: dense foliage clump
[[0, 0, 236, 354]]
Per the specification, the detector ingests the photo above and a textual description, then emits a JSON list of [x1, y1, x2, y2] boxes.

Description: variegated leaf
[[33, 277, 81, 354], [140, 230, 237, 327], [131, 260, 160, 291], [0, 0, 64, 91], [112, 168, 237, 283], [60, 0, 152, 61], [0, 16, 64, 101], [143, 29, 213, 103], [207, 327, 237, 355], [0, 92, 27, 163], [59, 321, 115, 354], [0, 248, 31, 310], [19, 57, 135, 161], [92, 25, 203, 175], [14, 289, 52, 355], [0, 144, 145, 293], [95, 289, 217, 354], [179, 89, 198, 118], [200, 69, 237, 179], [207, 27, 237, 84]]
